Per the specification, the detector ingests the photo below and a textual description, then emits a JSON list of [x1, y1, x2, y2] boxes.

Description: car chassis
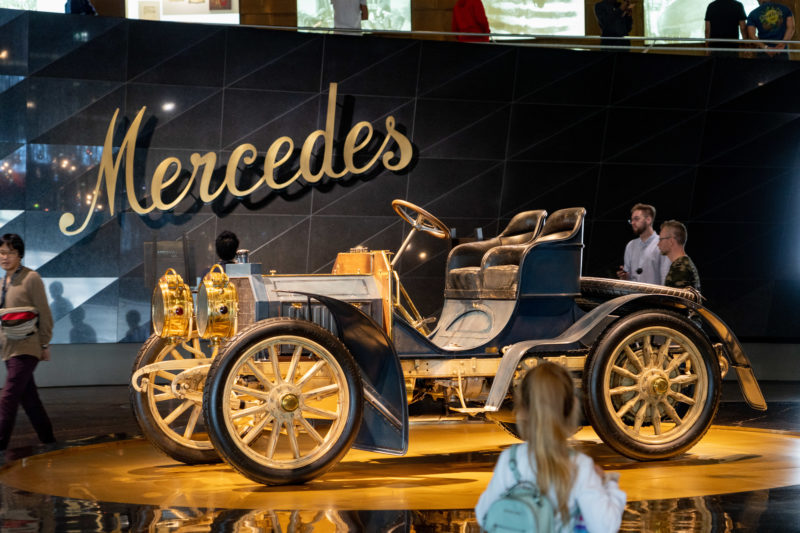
[[130, 200, 766, 485]]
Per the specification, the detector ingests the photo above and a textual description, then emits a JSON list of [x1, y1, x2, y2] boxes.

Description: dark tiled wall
[[1, 8, 799, 343]]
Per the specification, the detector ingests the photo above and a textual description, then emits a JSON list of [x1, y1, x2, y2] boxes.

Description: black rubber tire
[[203, 317, 363, 485], [584, 309, 721, 460], [129, 334, 220, 464]]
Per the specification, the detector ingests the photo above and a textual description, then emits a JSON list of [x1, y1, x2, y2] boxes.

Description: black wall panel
[[1, 8, 799, 343]]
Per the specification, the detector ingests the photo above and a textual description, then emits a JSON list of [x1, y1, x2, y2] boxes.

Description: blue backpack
[[483, 444, 557, 533]]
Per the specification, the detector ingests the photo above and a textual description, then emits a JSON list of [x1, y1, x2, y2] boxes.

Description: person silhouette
[[121, 309, 150, 343], [48, 281, 73, 322], [69, 307, 97, 343]]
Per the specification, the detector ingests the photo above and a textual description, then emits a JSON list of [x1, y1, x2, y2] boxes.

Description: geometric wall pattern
[[1, 8, 799, 343]]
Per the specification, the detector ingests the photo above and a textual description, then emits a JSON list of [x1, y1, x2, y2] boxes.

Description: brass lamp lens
[[151, 268, 193, 340], [197, 264, 238, 340]]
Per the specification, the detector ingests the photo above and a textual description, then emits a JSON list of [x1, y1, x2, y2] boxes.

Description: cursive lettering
[[59, 83, 413, 236]]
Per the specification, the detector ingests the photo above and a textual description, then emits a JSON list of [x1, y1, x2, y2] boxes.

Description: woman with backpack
[[476, 362, 626, 532]]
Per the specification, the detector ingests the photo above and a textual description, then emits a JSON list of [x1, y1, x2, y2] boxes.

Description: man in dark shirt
[[594, 0, 634, 50], [657, 220, 701, 291], [747, 0, 795, 59], [705, 0, 747, 56]]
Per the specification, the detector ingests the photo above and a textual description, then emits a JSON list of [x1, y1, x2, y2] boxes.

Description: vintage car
[[130, 200, 767, 485]]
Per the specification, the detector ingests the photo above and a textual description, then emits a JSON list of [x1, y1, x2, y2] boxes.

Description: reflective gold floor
[[1, 423, 800, 511], [1, 386, 800, 531]]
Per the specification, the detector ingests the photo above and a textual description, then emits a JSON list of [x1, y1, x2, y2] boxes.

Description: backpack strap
[[508, 444, 524, 484]]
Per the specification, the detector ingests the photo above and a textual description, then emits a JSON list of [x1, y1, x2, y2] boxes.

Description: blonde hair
[[515, 362, 579, 523]]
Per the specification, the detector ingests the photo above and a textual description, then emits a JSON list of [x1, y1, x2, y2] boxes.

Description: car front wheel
[[203, 318, 363, 485]]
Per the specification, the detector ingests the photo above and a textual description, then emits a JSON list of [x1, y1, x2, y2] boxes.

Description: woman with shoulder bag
[[476, 362, 626, 532], [0, 234, 56, 451]]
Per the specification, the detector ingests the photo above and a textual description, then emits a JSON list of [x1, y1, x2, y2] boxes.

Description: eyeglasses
[[628, 217, 644, 224], [659, 236, 674, 242], [0, 250, 19, 257]]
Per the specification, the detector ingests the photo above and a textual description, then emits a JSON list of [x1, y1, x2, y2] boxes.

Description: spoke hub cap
[[268, 384, 303, 421], [640, 368, 671, 402], [281, 393, 299, 412]]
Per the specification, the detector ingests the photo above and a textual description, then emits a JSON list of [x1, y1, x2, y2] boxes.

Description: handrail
[[242, 22, 800, 56]]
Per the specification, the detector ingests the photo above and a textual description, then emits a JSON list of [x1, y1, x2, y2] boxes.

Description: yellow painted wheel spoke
[[616, 394, 641, 418], [163, 399, 194, 425], [269, 345, 284, 385], [633, 403, 648, 433], [652, 407, 662, 435], [231, 402, 268, 420], [183, 405, 202, 438], [303, 383, 339, 400], [666, 352, 690, 373], [624, 346, 645, 371], [296, 360, 326, 388], [672, 373, 699, 385], [242, 415, 273, 445], [668, 390, 696, 406], [661, 401, 683, 425], [246, 361, 276, 392], [297, 416, 324, 445], [655, 339, 671, 368], [610, 384, 638, 396], [642, 336, 654, 366], [301, 405, 338, 420], [169, 347, 185, 360], [612, 365, 638, 381], [231, 384, 271, 401], [287, 422, 301, 459], [266, 420, 281, 458], [285, 345, 303, 384]]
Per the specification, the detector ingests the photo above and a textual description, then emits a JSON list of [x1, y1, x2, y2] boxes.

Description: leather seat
[[482, 207, 586, 298], [445, 210, 546, 298]]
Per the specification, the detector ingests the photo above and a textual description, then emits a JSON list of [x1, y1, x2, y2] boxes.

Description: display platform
[[1, 421, 798, 514]]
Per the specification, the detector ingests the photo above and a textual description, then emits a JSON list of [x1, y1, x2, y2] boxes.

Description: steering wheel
[[391, 200, 450, 240]]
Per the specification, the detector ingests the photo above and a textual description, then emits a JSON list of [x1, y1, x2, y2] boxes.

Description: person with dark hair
[[0, 234, 55, 451], [594, 0, 634, 49], [215, 230, 239, 265], [658, 220, 701, 291], [705, 0, 747, 56], [201, 230, 240, 280], [617, 203, 671, 285], [476, 362, 626, 531], [64, 0, 97, 15]]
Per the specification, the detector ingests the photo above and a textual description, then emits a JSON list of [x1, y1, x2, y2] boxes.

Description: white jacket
[[476, 443, 626, 533]]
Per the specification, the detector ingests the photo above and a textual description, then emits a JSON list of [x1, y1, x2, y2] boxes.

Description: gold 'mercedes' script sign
[[59, 83, 413, 236]]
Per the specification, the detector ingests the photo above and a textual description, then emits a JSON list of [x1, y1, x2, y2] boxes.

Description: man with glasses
[[616, 203, 671, 285], [657, 220, 701, 291]]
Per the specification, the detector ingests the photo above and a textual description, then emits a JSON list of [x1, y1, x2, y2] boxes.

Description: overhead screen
[[297, 0, 411, 31], [0, 0, 240, 22], [645, 0, 759, 39], [485, 0, 585, 37]]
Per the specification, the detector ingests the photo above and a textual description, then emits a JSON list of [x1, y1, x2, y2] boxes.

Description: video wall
[[2, 8, 800, 347], [645, 0, 759, 40], [297, 0, 411, 31]]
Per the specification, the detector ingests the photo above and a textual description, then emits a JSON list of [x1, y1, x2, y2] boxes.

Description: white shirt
[[332, 0, 366, 29], [476, 444, 626, 533], [623, 232, 671, 285]]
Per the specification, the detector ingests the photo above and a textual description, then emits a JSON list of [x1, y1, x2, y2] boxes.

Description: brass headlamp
[[196, 264, 238, 341], [151, 268, 193, 341]]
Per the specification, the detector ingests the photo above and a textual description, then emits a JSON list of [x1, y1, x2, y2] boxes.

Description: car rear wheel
[[130, 333, 219, 464], [584, 310, 721, 460], [203, 318, 363, 485]]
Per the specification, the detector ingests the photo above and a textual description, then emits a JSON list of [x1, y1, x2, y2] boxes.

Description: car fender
[[486, 293, 766, 411], [280, 292, 410, 455]]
